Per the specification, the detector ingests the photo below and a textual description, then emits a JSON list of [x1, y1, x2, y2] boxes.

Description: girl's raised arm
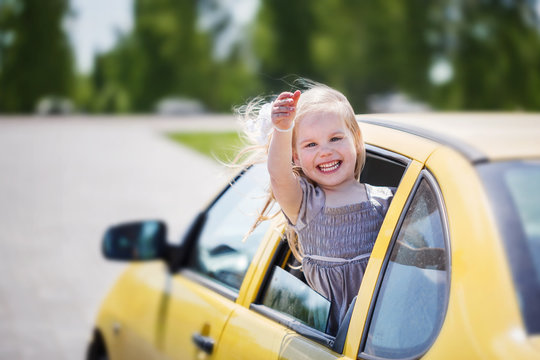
[[268, 90, 303, 224]]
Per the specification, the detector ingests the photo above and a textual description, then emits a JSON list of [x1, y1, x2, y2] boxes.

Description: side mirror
[[102, 220, 167, 261]]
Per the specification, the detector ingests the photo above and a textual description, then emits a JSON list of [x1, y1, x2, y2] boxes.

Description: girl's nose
[[319, 145, 333, 157]]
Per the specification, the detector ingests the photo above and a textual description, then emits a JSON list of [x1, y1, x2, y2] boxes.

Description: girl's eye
[[305, 142, 317, 148], [331, 136, 343, 142]]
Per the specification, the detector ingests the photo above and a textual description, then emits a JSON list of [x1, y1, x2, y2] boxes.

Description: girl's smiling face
[[293, 111, 359, 190]]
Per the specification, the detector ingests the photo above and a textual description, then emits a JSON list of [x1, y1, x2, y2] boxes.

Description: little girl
[[239, 82, 394, 335]]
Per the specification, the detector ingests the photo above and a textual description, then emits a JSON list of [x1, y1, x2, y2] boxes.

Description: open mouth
[[317, 160, 341, 173]]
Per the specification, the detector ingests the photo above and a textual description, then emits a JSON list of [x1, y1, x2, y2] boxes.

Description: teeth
[[318, 161, 340, 172]]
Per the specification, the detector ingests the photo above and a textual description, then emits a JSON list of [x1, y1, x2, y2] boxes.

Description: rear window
[[477, 160, 540, 334]]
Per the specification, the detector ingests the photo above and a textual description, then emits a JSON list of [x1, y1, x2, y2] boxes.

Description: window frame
[[365, 144, 410, 168], [358, 169, 451, 360], [476, 160, 540, 334]]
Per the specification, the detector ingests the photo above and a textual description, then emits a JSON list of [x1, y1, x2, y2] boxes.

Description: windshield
[[477, 160, 540, 334]]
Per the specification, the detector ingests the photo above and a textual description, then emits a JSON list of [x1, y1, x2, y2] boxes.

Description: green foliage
[[88, 35, 138, 112], [438, 0, 540, 110], [0, 0, 74, 113], [254, 0, 318, 92], [167, 131, 244, 162], [87, 0, 262, 113], [2, 0, 540, 114]]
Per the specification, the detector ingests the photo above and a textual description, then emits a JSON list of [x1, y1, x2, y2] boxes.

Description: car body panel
[[215, 305, 290, 360], [96, 262, 167, 360], [160, 272, 235, 360], [531, 336, 540, 351], [357, 113, 540, 160], [359, 121, 439, 163], [278, 334, 347, 360]]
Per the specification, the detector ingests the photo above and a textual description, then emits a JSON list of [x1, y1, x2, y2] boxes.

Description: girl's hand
[[272, 90, 301, 131]]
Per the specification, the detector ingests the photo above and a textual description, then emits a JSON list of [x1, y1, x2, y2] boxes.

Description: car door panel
[[278, 334, 344, 360], [214, 306, 290, 360], [161, 273, 236, 360], [100, 263, 169, 360], [159, 164, 282, 359]]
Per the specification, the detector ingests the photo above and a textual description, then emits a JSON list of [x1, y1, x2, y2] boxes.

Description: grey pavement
[[0, 115, 239, 359]]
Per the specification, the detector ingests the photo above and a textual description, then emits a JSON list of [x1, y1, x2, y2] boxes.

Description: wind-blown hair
[[233, 80, 365, 263]]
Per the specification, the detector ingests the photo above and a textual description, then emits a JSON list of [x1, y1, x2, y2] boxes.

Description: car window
[[477, 160, 540, 334], [361, 173, 450, 359], [262, 266, 331, 332], [187, 164, 276, 292], [361, 145, 408, 187]]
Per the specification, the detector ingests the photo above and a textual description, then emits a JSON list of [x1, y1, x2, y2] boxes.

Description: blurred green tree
[[308, 0, 540, 111], [89, 34, 138, 113], [83, 0, 540, 113], [128, 0, 204, 111], [90, 0, 262, 113], [254, 0, 318, 92], [435, 0, 540, 110], [0, 0, 74, 113]]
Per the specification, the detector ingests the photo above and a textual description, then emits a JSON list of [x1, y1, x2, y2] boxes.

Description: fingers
[[276, 91, 300, 103], [272, 100, 295, 120], [292, 90, 301, 105], [270, 90, 301, 132], [272, 91, 300, 117]]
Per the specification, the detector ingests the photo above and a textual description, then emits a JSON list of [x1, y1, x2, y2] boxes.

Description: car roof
[[357, 113, 540, 163]]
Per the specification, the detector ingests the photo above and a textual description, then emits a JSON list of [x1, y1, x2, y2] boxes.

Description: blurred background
[[1, 1, 540, 359], [1, 0, 540, 115]]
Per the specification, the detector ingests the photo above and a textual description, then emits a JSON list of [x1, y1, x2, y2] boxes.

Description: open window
[[361, 144, 409, 188], [250, 146, 411, 352]]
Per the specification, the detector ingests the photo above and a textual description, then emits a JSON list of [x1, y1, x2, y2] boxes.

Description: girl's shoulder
[[292, 176, 326, 231], [298, 176, 326, 206]]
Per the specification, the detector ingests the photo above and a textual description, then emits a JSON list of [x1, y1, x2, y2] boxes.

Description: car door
[[217, 147, 416, 360], [159, 164, 284, 360], [269, 149, 418, 359]]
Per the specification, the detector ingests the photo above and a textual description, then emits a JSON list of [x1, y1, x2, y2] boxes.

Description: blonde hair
[[234, 80, 365, 263]]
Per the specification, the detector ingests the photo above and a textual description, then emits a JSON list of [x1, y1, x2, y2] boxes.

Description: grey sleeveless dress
[[290, 177, 394, 335]]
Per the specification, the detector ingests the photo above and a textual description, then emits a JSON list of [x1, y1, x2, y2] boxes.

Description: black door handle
[[192, 333, 214, 354]]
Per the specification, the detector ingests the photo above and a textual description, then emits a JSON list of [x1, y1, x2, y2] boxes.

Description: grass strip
[[167, 131, 244, 163]]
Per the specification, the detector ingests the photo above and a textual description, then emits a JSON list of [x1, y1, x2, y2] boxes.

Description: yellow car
[[87, 114, 540, 360]]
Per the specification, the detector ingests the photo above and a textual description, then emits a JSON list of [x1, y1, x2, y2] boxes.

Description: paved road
[[0, 115, 238, 359]]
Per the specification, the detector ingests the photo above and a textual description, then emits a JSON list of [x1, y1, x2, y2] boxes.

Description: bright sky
[[69, 0, 134, 74]]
